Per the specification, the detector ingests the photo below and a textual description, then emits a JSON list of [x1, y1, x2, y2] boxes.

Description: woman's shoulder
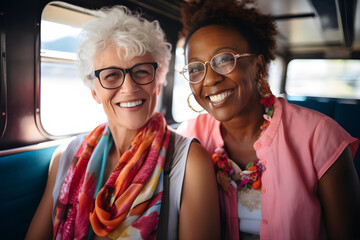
[[169, 130, 212, 177], [170, 131, 194, 168], [264, 98, 357, 153], [171, 130, 212, 179], [51, 133, 88, 216], [178, 113, 217, 130], [177, 113, 220, 140], [47, 134, 86, 177], [172, 130, 194, 145], [60, 133, 87, 158], [279, 97, 339, 128], [52, 133, 88, 189], [276, 97, 358, 155], [49, 133, 87, 175]]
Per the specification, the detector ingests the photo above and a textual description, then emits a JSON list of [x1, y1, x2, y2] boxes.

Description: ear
[[255, 54, 266, 77], [91, 88, 101, 104], [156, 82, 161, 96]]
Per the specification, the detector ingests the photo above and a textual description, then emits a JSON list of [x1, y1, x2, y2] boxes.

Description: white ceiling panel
[[256, 0, 314, 16]]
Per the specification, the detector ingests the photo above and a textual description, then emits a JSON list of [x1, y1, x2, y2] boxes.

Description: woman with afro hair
[[177, 0, 360, 239]]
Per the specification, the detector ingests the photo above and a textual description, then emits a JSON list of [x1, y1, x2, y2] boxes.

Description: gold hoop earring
[[257, 73, 273, 98], [187, 93, 204, 113]]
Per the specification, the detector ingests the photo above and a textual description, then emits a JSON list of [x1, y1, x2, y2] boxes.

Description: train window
[[172, 40, 202, 123], [172, 38, 284, 123], [286, 59, 360, 99], [40, 3, 107, 136], [267, 57, 284, 97]]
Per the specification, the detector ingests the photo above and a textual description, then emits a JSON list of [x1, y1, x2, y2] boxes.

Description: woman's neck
[[108, 123, 139, 157], [102, 123, 140, 181], [220, 102, 264, 168], [221, 102, 264, 143]]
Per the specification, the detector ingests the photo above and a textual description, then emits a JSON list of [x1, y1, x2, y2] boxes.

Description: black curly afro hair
[[180, 0, 278, 64]]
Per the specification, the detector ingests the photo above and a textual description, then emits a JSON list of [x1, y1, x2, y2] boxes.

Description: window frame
[[0, 4, 6, 139], [35, 2, 100, 138]]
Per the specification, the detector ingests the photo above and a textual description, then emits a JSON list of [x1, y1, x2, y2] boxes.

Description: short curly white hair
[[77, 5, 172, 88]]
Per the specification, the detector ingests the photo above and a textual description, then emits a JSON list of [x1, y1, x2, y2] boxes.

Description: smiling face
[[186, 25, 264, 122], [91, 44, 161, 132]]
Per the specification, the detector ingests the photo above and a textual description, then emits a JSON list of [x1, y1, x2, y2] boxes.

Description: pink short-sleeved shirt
[[177, 97, 359, 240]]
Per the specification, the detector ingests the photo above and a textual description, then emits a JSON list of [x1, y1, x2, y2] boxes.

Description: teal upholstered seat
[[0, 146, 57, 240]]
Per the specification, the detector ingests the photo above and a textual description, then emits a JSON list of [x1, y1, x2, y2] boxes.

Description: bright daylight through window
[[286, 59, 360, 99], [40, 3, 107, 136]]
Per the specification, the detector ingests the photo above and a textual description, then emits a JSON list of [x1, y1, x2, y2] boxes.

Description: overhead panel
[[354, 0, 360, 50], [257, 0, 344, 52]]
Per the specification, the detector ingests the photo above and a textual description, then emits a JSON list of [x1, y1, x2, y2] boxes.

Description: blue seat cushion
[[0, 146, 57, 240]]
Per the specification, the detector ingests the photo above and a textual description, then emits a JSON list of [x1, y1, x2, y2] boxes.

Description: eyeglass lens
[[182, 52, 239, 83], [98, 63, 156, 89], [183, 52, 237, 83]]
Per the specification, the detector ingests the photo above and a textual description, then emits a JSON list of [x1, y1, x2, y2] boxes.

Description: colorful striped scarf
[[53, 113, 170, 240]]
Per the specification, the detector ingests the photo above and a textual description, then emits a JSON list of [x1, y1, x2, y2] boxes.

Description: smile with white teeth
[[209, 91, 233, 103], [119, 100, 144, 108]]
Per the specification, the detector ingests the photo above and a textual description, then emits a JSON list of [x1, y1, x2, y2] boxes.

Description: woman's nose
[[203, 63, 224, 86], [119, 73, 139, 93]]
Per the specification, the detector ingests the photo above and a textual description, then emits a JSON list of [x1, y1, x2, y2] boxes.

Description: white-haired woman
[[26, 6, 220, 240]]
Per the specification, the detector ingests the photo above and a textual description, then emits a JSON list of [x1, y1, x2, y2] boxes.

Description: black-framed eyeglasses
[[180, 52, 254, 83], [93, 62, 158, 89]]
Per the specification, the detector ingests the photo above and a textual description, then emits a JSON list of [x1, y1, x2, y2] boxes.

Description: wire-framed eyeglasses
[[93, 62, 158, 89], [180, 52, 254, 83]]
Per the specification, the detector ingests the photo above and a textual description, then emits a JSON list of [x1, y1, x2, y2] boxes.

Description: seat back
[[333, 101, 360, 175], [0, 146, 57, 240]]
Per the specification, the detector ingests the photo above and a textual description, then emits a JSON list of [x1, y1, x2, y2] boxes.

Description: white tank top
[[229, 159, 262, 236]]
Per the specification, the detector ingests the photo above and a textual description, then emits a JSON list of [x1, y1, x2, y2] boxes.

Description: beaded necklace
[[212, 94, 275, 191]]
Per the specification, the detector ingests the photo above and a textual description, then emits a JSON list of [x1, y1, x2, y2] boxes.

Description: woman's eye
[[189, 65, 203, 74], [104, 71, 121, 81], [132, 70, 152, 81], [133, 69, 150, 76], [107, 72, 119, 77], [217, 56, 234, 65]]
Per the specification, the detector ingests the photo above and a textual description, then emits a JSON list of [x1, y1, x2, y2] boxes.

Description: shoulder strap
[[157, 130, 175, 240]]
